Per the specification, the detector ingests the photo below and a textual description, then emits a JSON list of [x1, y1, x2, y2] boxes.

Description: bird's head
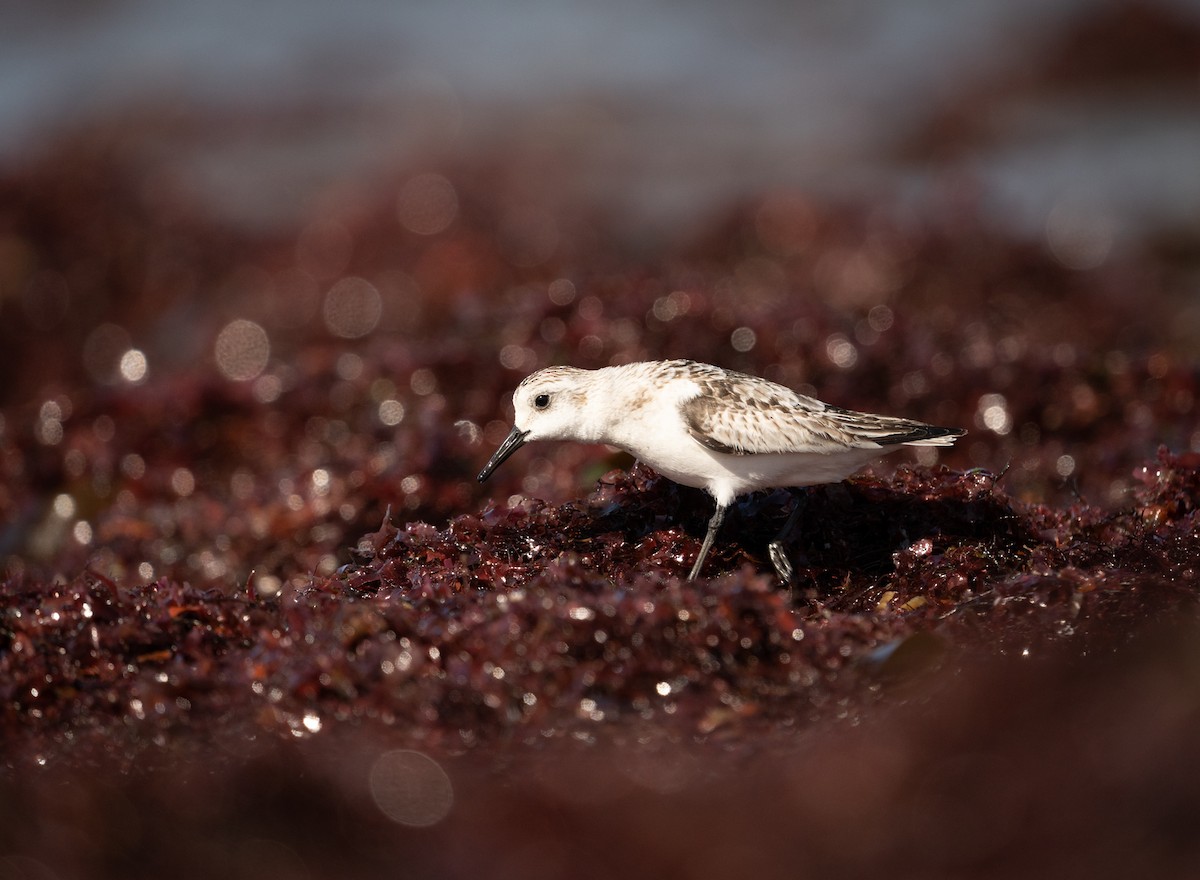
[[477, 366, 590, 482]]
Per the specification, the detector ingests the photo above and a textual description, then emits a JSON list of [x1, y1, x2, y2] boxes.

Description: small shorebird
[[478, 359, 964, 581]]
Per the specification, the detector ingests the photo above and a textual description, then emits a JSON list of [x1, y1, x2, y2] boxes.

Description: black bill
[[477, 426, 530, 482]]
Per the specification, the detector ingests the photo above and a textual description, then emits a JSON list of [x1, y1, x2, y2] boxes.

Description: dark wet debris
[[3, 448, 1198, 763]]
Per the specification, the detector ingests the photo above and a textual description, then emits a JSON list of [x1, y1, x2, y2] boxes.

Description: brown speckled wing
[[679, 364, 962, 455], [679, 370, 843, 455]]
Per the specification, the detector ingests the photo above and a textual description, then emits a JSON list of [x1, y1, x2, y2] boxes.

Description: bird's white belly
[[622, 428, 883, 505]]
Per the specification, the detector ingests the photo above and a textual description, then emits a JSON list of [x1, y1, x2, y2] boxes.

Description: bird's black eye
[[534, 393, 551, 409]]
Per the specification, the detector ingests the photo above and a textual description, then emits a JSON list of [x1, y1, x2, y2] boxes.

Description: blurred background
[[5, 0, 1198, 240], [3, 0, 1198, 476]]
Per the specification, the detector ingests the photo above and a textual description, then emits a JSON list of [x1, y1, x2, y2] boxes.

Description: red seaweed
[[3, 5, 1200, 873]]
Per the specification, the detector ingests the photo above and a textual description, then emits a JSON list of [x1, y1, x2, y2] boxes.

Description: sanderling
[[478, 359, 965, 582]]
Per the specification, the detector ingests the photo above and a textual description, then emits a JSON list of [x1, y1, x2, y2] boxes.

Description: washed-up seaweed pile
[[4, 438, 1198, 763], [2, 86, 1200, 880], [2, 129, 1198, 770]]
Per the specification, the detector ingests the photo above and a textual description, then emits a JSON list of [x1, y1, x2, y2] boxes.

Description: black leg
[[767, 491, 806, 584], [688, 503, 727, 581]]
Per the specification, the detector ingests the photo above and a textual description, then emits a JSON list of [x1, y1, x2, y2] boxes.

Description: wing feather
[[677, 364, 963, 455]]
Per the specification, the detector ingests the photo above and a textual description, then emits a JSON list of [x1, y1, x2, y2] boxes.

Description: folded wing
[[679, 368, 963, 455]]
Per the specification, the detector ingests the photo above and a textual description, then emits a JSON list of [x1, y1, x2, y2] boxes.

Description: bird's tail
[[888, 426, 966, 447]]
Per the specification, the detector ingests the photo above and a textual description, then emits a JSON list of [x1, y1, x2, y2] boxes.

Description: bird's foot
[[768, 539, 794, 585]]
